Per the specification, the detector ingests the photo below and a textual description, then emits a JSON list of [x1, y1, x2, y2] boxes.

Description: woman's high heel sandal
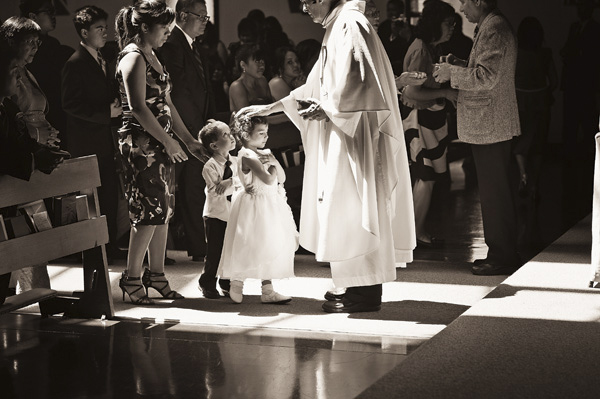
[[142, 269, 184, 299], [119, 272, 154, 305]]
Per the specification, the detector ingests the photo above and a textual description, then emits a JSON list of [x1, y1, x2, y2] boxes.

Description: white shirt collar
[[176, 24, 195, 49], [80, 41, 100, 59]]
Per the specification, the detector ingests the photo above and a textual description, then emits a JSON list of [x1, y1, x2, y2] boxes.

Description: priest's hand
[[298, 98, 327, 121], [395, 71, 427, 90]]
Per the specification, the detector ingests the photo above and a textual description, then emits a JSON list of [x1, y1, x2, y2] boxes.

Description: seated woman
[[0, 17, 59, 148], [229, 43, 287, 125], [268, 46, 305, 101]]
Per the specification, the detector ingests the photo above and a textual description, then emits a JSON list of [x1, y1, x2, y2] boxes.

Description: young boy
[[61, 5, 125, 262], [198, 120, 238, 298]]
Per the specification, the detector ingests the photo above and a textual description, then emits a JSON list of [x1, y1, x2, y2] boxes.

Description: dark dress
[[116, 45, 176, 226]]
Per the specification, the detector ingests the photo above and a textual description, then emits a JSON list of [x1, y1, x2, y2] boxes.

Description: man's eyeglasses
[[186, 11, 210, 22], [24, 38, 42, 47]]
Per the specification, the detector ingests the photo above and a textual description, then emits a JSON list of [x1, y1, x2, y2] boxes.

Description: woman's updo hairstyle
[[115, 0, 175, 50], [230, 114, 267, 146]]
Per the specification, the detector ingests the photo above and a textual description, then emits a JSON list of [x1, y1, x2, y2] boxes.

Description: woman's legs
[[126, 224, 156, 278], [413, 178, 435, 242], [147, 224, 168, 274]]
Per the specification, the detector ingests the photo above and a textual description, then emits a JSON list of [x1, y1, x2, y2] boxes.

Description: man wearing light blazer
[[434, 0, 521, 275]]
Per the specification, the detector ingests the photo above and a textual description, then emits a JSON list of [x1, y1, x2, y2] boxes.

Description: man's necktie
[[191, 41, 206, 80], [223, 159, 232, 202], [97, 51, 106, 76]]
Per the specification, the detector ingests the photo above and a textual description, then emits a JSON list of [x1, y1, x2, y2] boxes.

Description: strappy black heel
[[119, 271, 153, 305], [142, 269, 184, 299]]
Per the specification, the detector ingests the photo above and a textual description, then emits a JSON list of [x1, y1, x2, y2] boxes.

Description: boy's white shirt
[[202, 155, 240, 222]]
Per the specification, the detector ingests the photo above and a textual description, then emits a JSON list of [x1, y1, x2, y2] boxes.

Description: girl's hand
[[245, 184, 255, 194], [164, 138, 188, 163], [216, 178, 232, 195]]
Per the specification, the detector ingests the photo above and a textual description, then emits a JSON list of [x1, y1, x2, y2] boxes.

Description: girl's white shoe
[[230, 280, 244, 303], [261, 284, 292, 304]]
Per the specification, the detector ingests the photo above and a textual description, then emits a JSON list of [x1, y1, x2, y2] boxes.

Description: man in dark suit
[[61, 5, 124, 261], [158, 0, 215, 263]]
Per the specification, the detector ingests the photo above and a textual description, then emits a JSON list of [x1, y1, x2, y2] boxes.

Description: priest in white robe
[[238, 0, 416, 313]]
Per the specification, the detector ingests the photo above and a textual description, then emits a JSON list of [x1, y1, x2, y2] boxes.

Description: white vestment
[[280, 0, 415, 287]]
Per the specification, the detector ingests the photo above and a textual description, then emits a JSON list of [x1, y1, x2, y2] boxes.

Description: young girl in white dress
[[217, 115, 298, 304]]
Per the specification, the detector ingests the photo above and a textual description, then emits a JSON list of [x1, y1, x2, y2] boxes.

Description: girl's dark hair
[[235, 43, 265, 74], [230, 114, 268, 146], [416, 0, 455, 44], [73, 6, 108, 39], [0, 16, 41, 49], [273, 46, 296, 77], [198, 119, 229, 156], [115, 0, 175, 50], [517, 16, 544, 51]]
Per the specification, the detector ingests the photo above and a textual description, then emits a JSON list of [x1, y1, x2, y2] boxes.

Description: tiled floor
[[0, 145, 592, 399]]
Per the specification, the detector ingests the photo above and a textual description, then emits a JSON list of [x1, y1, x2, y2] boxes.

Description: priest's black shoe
[[322, 300, 381, 313], [199, 284, 222, 299], [473, 258, 487, 266], [471, 262, 517, 276], [324, 290, 345, 301]]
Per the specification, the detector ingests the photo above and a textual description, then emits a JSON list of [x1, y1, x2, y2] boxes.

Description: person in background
[[229, 44, 272, 113], [514, 16, 557, 198], [378, 0, 412, 76], [200, 21, 229, 113], [114, 0, 204, 304], [0, 44, 69, 304], [400, 0, 457, 248], [241, 0, 416, 313], [295, 38, 321, 77], [19, 0, 73, 150], [434, 0, 521, 276], [268, 46, 305, 101], [226, 17, 260, 83], [158, 0, 214, 263], [0, 16, 62, 293], [61, 5, 125, 263]]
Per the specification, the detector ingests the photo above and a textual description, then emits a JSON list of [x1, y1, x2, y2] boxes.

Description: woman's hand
[[164, 138, 188, 163], [185, 140, 206, 162], [445, 88, 458, 107]]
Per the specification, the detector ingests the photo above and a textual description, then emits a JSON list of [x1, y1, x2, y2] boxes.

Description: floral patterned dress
[[116, 44, 175, 226]]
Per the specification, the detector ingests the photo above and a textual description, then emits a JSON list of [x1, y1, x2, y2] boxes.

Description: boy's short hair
[[230, 114, 268, 146], [198, 119, 229, 156], [73, 5, 108, 39]]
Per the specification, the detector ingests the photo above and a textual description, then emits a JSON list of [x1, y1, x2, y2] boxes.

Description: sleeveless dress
[[116, 44, 176, 226], [217, 148, 298, 280], [400, 39, 450, 182]]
